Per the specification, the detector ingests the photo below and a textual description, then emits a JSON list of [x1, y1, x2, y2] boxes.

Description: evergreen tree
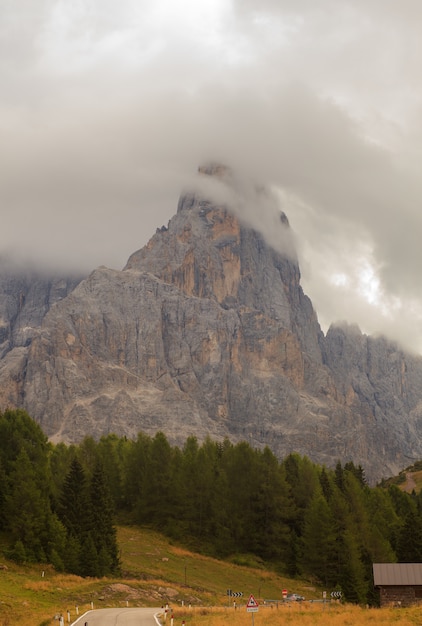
[[97, 434, 130, 509], [396, 508, 422, 561], [80, 532, 100, 577], [388, 484, 416, 518], [337, 528, 368, 604], [365, 486, 400, 556], [0, 409, 51, 476], [176, 436, 202, 538], [63, 534, 82, 575], [300, 489, 337, 586], [334, 461, 345, 492], [49, 442, 77, 506], [142, 432, 176, 527], [78, 436, 100, 477], [5, 448, 63, 563], [282, 453, 320, 540], [9, 539, 27, 564], [251, 447, 293, 561], [319, 467, 333, 501], [219, 441, 262, 554], [89, 460, 120, 575], [0, 458, 8, 530], [122, 432, 151, 518], [57, 457, 90, 574], [344, 461, 366, 487], [58, 457, 90, 540]]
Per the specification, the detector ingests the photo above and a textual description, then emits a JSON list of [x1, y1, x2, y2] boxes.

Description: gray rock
[[1, 170, 422, 483]]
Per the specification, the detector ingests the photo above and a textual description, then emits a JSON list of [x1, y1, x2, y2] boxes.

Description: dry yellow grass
[[170, 603, 422, 625]]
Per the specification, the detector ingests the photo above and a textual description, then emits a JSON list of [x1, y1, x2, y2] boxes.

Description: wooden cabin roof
[[373, 563, 422, 586]]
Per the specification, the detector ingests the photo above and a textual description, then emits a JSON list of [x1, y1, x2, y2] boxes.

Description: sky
[[2, 0, 422, 352]]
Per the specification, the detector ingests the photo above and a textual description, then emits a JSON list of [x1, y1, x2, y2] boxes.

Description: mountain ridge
[[0, 166, 421, 483]]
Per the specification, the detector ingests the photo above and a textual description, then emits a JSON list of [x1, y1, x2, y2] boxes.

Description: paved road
[[71, 607, 163, 626]]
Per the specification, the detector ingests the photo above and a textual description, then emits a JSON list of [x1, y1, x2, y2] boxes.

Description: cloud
[[2, 1, 422, 351]]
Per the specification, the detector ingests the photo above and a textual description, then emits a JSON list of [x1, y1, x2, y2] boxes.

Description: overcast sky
[[2, 0, 422, 352]]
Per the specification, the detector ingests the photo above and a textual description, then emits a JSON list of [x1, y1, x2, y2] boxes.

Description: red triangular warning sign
[[247, 594, 259, 610]]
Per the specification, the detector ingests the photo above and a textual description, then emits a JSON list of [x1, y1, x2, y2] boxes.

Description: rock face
[[0, 264, 83, 409], [1, 167, 422, 483]]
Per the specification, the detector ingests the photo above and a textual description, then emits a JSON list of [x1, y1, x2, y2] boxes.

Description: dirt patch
[[100, 582, 187, 605], [404, 472, 417, 493], [105, 583, 142, 598]]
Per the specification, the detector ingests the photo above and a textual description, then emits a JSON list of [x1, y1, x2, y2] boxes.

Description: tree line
[[1, 408, 422, 604], [0, 409, 119, 577]]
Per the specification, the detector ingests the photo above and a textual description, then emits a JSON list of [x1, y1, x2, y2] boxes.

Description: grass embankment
[[0, 525, 312, 626], [1, 526, 422, 625]]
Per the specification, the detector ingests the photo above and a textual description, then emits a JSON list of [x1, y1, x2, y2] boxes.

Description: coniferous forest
[[1, 409, 422, 605]]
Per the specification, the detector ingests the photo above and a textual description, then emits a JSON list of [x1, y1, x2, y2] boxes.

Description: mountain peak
[[1, 169, 422, 483], [198, 162, 232, 179]]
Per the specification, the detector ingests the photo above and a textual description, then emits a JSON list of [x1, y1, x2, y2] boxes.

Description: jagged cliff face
[[1, 168, 422, 482], [0, 266, 83, 410]]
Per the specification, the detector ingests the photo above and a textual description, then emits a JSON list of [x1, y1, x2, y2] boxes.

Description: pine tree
[[5, 448, 53, 562], [97, 434, 129, 509], [141, 432, 175, 527], [122, 432, 151, 519], [250, 447, 293, 561], [396, 508, 422, 561], [80, 532, 100, 577], [89, 461, 120, 575], [300, 489, 337, 586], [58, 457, 89, 540], [319, 467, 333, 501], [334, 461, 345, 492], [57, 457, 90, 575], [9, 539, 27, 564], [337, 528, 368, 604], [63, 534, 82, 575], [0, 459, 8, 530]]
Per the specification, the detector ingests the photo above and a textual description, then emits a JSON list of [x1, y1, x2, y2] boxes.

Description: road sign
[[247, 594, 259, 612], [282, 589, 287, 598], [331, 591, 342, 599]]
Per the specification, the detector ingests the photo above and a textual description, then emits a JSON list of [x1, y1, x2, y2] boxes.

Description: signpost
[[227, 589, 243, 606], [246, 594, 259, 626], [331, 591, 342, 600]]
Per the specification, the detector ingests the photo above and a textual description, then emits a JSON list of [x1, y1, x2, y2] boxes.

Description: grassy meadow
[[171, 604, 422, 625], [0, 525, 421, 625]]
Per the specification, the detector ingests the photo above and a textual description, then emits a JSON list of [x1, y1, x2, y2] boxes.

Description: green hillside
[[2, 409, 422, 614], [0, 526, 319, 626]]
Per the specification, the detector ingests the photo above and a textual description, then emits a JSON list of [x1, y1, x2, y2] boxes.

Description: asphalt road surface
[[71, 607, 163, 625]]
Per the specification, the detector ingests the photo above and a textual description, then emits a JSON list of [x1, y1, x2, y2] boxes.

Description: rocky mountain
[[0, 262, 83, 402], [1, 164, 422, 483]]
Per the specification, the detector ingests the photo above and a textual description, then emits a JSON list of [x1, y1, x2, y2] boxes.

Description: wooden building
[[373, 563, 422, 606]]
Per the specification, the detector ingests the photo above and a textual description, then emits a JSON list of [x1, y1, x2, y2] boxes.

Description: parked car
[[286, 593, 305, 602]]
